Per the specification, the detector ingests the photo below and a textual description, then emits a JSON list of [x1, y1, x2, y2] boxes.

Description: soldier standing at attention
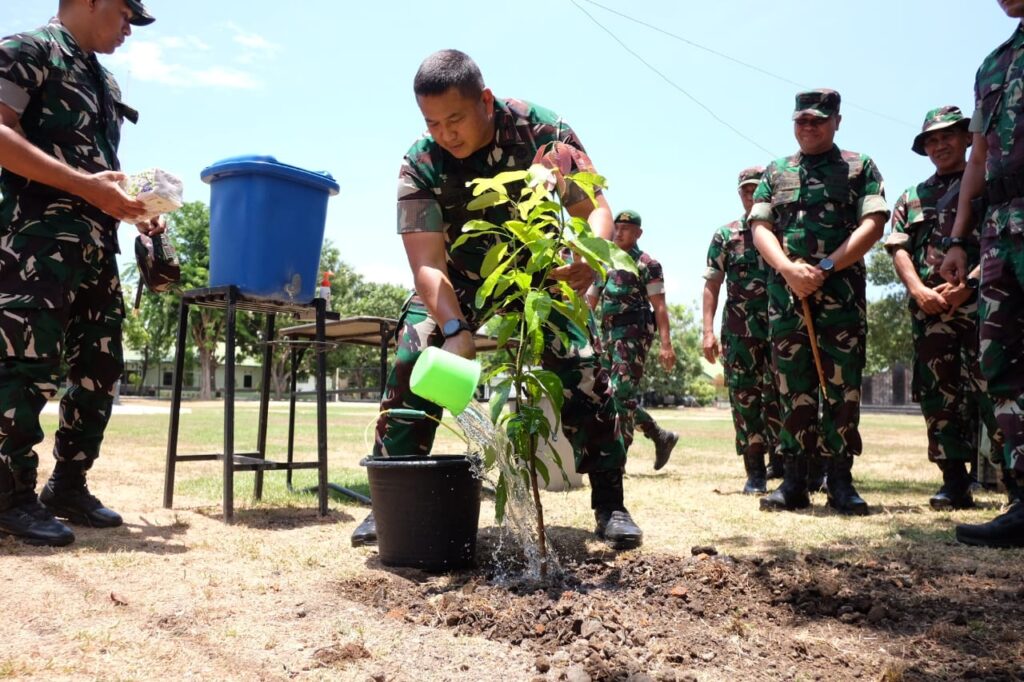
[[0, 0, 160, 546], [885, 106, 1006, 511], [591, 209, 679, 471], [352, 49, 643, 551], [942, 0, 1024, 548], [702, 167, 783, 494], [749, 89, 888, 515]]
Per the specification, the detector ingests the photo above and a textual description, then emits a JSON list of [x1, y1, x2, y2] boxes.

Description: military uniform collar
[[926, 170, 963, 187], [1013, 22, 1024, 49], [627, 245, 642, 259], [795, 144, 842, 166], [737, 215, 751, 231], [492, 98, 530, 150], [44, 17, 86, 59]]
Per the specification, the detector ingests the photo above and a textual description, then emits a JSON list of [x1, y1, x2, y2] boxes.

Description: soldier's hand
[[702, 331, 719, 364], [441, 330, 477, 360], [936, 282, 972, 312], [782, 261, 825, 299], [939, 247, 967, 286], [549, 259, 595, 296], [135, 215, 166, 236], [659, 346, 677, 371], [80, 171, 147, 223], [913, 285, 950, 315]]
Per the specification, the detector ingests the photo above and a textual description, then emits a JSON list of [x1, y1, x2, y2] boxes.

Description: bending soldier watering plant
[[749, 89, 889, 516], [352, 49, 642, 551], [0, 0, 162, 546]]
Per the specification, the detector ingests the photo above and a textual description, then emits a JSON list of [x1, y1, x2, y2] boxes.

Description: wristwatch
[[942, 236, 967, 249], [441, 318, 472, 339], [966, 275, 980, 290], [817, 257, 835, 275]]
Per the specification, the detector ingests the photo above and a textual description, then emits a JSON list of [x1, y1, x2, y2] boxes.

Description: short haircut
[[413, 50, 485, 98]]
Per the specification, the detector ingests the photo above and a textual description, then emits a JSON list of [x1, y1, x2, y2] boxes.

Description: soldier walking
[[749, 89, 888, 515], [941, 0, 1024, 548], [702, 167, 783, 494], [591, 210, 678, 470], [885, 106, 1006, 511], [0, 0, 160, 546]]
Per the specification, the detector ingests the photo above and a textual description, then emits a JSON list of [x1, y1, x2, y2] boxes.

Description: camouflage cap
[[125, 0, 155, 26], [911, 105, 972, 155], [737, 165, 766, 188], [614, 210, 641, 226], [792, 89, 841, 120]]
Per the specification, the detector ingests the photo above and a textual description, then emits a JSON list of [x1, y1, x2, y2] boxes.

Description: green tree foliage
[[640, 303, 716, 406], [865, 244, 913, 374]]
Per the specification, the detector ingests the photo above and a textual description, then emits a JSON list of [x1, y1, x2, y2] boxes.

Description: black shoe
[[0, 465, 75, 547], [595, 509, 643, 550], [955, 502, 1024, 548], [1001, 468, 1023, 511], [39, 465, 122, 528], [825, 457, 869, 516], [652, 429, 678, 471], [742, 450, 767, 495], [929, 460, 975, 511], [351, 512, 376, 547], [760, 456, 811, 511]]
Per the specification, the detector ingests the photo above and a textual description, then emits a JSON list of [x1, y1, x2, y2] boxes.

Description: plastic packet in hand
[[124, 168, 184, 222]]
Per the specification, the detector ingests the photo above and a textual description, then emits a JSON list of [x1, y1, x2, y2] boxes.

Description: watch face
[[443, 319, 467, 337], [819, 257, 834, 272]]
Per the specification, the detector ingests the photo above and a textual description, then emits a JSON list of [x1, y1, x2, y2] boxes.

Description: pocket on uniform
[[977, 83, 1004, 135]]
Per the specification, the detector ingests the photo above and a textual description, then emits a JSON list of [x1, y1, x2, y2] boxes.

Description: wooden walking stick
[[799, 295, 829, 392]]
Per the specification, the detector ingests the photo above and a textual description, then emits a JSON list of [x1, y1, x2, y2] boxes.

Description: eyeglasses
[[795, 117, 831, 128]]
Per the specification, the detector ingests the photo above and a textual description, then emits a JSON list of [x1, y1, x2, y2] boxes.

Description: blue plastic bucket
[[200, 155, 340, 302]]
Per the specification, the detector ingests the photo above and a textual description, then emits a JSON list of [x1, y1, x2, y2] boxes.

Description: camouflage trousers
[[600, 323, 661, 450], [978, 227, 1024, 474], [768, 271, 866, 460], [0, 233, 124, 473], [375, 296, 625, 473], [910, 299, 1004, 463], [721, 331, 781, 459]]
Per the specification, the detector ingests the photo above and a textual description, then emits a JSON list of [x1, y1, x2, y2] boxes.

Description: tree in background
[[640, 303, 716, 406], [865, 243, 913, 375], [121, 280, 178, 394]]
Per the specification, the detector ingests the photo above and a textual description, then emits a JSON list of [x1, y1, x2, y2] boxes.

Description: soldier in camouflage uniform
[[591, 210, 678, 471], [352, 50, 642, 551], [750, 89, 889, 516], [942, 0, 1024, 548], [0, 0, 158, 547], [703, 167, 783, 494], [886, 106, 1006, 512]]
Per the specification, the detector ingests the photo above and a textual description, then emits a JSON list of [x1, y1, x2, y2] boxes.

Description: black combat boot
[[955, 500, 1024, 548], [929, 460, 975, 510], [590, 469, 643, 549], [825, 456, 869, 516], [650, 427, 679, 471], [350, 512, 377, 547], [760, 456, 811, 511], [0, 464, 75, 546], [39, 461, 122, 528], [806, 453, 827, 493], [1001, 467, 1023, 510], [742, 449, 767, 495], [766, 452, 785, 480]]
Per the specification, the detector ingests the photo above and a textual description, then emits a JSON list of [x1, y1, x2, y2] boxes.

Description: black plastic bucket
[[360, 455, 482, 571]]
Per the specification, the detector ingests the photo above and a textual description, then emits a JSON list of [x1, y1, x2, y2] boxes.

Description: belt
[[986, 169, 1024, 206], [604, 310, 652, 328]]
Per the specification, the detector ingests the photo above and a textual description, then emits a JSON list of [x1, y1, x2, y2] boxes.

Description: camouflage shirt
[[599, 246, 664, 326], [396, 98, 591, 312], [971, 22, 1024, 236], [0, 18, 136, 252], [884, 172, 968, 286], [749, 145, 889, 277], [703, 217, 770, 339]]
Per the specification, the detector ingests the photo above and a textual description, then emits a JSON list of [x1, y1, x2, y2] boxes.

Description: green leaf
[[489, 381, 511, 423], [462, 219, 500, 233], [494, 474, 508, 522], [481, 242, 508, 278], [532, 453, 550, 485], [527, 369, 564, 416], [495, 315, 520, 349], [467, 191, 508, 211], [581, 237, 638, 275]]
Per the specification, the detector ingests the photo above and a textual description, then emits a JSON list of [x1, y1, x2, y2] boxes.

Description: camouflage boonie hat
[[911, 105, 972, 155], [614, 210, 641, 226], [135, 233, 180, 294], [737, 166, 766, 188], [792, 89, 841, 119], [125, 0, 155, 26]]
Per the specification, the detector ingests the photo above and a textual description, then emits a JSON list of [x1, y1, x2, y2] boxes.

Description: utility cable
[[575, 0, 915, 129]]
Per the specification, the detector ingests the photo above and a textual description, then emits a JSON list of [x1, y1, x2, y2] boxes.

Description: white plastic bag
[[123, 168, 184, 222]]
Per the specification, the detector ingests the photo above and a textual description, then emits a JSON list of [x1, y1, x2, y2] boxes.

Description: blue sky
[[1, 1, 1014, 308]]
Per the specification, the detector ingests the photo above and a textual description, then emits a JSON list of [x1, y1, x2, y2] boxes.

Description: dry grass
[[0, 399, 1020, 681]]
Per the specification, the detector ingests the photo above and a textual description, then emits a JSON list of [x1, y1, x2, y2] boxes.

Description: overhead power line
[[574, 0, 915, 130], [570, 0, 778, 157]]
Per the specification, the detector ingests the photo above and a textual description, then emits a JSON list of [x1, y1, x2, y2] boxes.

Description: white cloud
[[224, 22, 281, 59], [108, 39, 260, 90]]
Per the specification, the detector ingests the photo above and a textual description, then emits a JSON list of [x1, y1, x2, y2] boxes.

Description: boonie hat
[[911, 105, 972, 155], [737, 166, 765, 188], [125, 0, 155, 26], [614, 210, 641, 227], [793, 89, 841, 120]]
